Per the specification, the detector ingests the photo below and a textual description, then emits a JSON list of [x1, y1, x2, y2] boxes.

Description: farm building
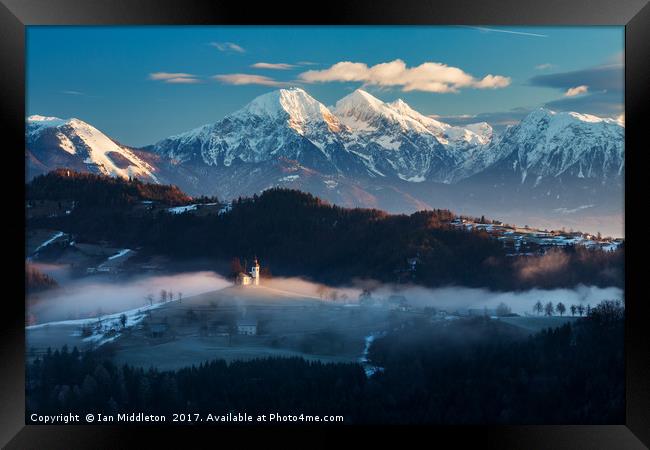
[[236, 318, 258, 336]]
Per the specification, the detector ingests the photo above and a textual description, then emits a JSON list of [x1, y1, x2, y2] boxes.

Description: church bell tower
[[251, 257, 260, 286]]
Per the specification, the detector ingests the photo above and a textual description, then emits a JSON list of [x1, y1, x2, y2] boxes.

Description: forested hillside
[[27, 171, 624, 290], [27, 170, 192, 207]]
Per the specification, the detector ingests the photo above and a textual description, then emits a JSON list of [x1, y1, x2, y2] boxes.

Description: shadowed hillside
[[27, 171, 624, 291]]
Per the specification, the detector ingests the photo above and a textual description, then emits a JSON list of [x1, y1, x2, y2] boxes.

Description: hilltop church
[[235, 257, 261, 286]]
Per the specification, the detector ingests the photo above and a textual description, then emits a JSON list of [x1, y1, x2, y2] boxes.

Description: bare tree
[[577, 304, 585, 317], [544, 302, 554, 316], [316, 285, 328, 300], [145, 294, 154, 306], [556, 302, 566, 317], [533, 301, 543, 316], [496, 302, 512, 317], [359, 289, 373, 306], [178, 292, 183, 303], [230, 257, 244, 279], [570, 304, 577, 317], [119, 313, 127, 329], [160, 289, 168, 303]]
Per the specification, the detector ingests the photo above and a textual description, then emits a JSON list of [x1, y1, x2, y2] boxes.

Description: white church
[[235, 257, 261, 286]]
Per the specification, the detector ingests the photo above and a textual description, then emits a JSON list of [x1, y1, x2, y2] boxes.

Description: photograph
[[24, 25, 627, 426]]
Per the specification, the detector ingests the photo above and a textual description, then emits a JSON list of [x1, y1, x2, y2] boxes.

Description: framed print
[[1, 0, 649, 447]]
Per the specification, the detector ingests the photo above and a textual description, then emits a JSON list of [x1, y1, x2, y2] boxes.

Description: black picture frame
[[2, 0, 648, 447]]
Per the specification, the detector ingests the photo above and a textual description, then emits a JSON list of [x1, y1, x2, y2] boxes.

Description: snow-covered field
[[28, 231, 65, 261], [27, 295, 182, 348], [167, 203, 220, 214], [27, 271, 233, 352]]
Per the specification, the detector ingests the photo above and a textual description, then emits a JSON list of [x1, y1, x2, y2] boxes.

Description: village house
[[406, 257, 420, 272], [236, 318, 258, 336]]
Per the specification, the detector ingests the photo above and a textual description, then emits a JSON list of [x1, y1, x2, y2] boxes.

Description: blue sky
[[27, 26, 623, 146]]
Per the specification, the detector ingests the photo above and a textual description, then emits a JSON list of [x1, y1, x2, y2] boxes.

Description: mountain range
[[25, 87, 625, 236]]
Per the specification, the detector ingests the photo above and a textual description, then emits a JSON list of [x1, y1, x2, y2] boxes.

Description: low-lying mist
[[370, 284, 622, 314], [27, 266, 623, 325], [214, 276, 622, 316], [28, 271, 231, 323]]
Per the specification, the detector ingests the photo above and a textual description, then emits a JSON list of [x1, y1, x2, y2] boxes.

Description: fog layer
[[28, 268, 622, 324]]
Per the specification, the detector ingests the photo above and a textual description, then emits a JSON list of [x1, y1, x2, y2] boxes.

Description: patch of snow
[[107, 248, 131, 260], [359, 331, 387, 377], [31, 231, 65, 256], [167, 204, 198, 214], [218, 203, 232, 215], [400, 174, 426, 183], [324, 179, 338, 189], [279, 174, 300, 182]]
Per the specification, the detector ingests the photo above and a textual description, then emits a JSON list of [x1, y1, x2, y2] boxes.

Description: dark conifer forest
[[26, 301, 624, 424]]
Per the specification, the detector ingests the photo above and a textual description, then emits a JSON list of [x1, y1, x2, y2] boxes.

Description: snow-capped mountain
[[334, 90, 461, 182], [336, 91, 491, 149], [452, 108, 624, 184], [26, 115, 158, 182], [490, 108, 623, 182], [152, 88, 349, 175], [152, 88, 493, 184], [26, 88, 625, 235]]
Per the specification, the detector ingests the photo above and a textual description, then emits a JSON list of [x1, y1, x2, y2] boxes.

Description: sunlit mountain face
[[27, 88, 624, 237]]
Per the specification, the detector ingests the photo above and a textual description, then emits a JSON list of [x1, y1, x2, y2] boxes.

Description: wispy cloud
[[432, 107, 532, 132], [564, 85, 589, 97], [209, 42, 245, 53], [529, 62, 623, 117], [298, 59, 510, 93], [535, 63, 554, 70], [164, 77, 202, 84], [213, 73, 286, 87], [466, 26, 548, 38], [149, 72, 201, 84], [61, 90, 84, 96], [529, 64, 622, 92], [251, 62, 296, 70]]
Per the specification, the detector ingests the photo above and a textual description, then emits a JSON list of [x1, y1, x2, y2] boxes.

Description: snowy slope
[[457, 108, 625, 183], [332, 89, 492, 182], [153, 88, 346, 174], [26, 115, 159, 182], [152, 88, 493, 184]]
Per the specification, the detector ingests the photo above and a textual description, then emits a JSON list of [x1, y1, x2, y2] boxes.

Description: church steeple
[[250, 256, 260, 286]]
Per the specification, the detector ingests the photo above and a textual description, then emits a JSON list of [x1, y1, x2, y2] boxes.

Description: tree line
[[27, 170, 193, 207]]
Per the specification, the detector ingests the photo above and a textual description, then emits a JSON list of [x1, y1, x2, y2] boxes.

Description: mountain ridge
[[25, 88, 625, 236]]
